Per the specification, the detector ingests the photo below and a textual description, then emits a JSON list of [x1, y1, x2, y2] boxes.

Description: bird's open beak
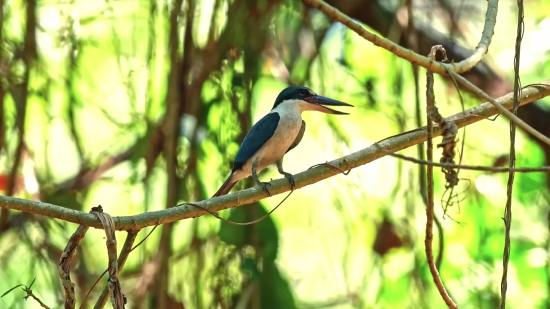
[[305, 95, 354, 115]]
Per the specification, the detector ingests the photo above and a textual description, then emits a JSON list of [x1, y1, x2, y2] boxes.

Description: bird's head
[[272, 86, 353, 114]]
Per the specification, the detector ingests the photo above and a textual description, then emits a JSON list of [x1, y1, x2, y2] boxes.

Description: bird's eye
[[298, 89, 309, 97]]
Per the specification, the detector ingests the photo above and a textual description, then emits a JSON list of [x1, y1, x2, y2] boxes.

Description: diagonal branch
[[447, 71, 550, 146], [302, 0, 498, 75], [0, 81, 549, 230]]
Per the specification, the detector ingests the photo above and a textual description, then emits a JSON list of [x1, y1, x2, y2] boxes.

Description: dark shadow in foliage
[[219, 202, 296, 308]]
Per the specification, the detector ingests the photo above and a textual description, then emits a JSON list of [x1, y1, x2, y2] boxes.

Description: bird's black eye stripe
[[298, 89, 309, 97]]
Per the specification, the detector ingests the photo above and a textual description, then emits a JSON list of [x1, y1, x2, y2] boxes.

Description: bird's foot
[[280, 171, 296, 190], [257, 181, 272, 196]]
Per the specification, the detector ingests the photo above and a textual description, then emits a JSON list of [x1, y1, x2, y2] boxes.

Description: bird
[[212, 86, 353, 197]]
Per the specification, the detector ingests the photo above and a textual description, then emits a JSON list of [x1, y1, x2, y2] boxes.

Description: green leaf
[[28, 278, 36, 290], [2, 284, 24, 298]]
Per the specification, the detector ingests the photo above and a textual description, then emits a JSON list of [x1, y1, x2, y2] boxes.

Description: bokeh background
[[1, 0, 550, 308]]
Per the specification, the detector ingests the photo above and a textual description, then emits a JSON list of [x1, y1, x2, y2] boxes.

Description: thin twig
[[425, 46, 458, 309], [373, 144, 550, 173], [59, 225, 90, 309], [130, 226, 157, 251], [184, 190, 293, 226], [425, 46, 436, 303], [406, 0, 447, 277], [23, 288, 50, 309], [499, 1, 524, 308], [83, 269, 107, 309], [308, 162, 351, 175], [0, 81, 549, 230]]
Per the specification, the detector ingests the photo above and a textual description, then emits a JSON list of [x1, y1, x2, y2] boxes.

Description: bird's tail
[[212, 174, 237, 197]]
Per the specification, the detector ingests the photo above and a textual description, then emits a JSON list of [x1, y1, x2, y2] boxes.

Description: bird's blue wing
[[233, 112, 280, 170]]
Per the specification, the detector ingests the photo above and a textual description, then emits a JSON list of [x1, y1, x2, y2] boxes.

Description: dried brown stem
[[499, 1, 524, 308], [91, 206, 124, 309], [373, 144, 550, 173], [59, 225, 89, 309], [23, 287, 50, 309], [425, 46, 458, 309], [93, 230, 139, 309]]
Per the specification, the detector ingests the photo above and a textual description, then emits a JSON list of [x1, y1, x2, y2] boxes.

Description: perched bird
[[212, 86, 353, 197]]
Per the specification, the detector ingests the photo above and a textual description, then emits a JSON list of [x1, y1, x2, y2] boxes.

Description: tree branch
[[447, 70, 550, 146], [0, 81, 549, 230], [302, 0, 497, 75]]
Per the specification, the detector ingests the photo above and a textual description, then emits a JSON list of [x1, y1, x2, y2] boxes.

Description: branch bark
[[0, 81, 549, 230], [302, 0, 497, 75]]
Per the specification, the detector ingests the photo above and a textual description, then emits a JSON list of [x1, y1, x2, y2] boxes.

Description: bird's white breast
[[234, 100, 304, 179], [259, 102, 303, 165]]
